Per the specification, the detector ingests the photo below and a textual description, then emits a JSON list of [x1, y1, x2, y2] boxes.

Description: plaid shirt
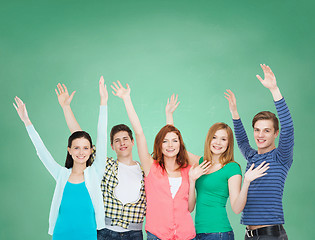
[[101, 157, 146, 229]]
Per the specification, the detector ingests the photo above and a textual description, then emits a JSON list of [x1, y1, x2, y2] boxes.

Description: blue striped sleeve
[[233, 118, 257, 161], [274, 98, 294, 165]]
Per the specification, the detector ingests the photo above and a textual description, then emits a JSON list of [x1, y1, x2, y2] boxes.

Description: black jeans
[[97, 228, 143, 240]]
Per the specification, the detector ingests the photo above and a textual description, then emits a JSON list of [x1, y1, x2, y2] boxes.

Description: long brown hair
[[204, 122, 235, 166], [152, 125, 189, 171]]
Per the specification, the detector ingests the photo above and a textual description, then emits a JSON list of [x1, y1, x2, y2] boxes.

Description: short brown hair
[[152, 125, 189, 171], [110, 124, 133, 144], [204, 122, 235, 166], [252, 111, 279, 132]]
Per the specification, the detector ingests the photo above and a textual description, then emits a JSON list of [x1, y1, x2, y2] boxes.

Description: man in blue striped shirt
[[225, 64, 294, 239]]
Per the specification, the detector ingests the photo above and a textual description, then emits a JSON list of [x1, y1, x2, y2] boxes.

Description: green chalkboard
[[1, 0, 314, 239]]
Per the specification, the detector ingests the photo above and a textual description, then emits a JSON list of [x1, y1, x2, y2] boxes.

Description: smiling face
[[111, 131, 134, 158], [161, 132, 180, 159], [254, 119, 279, 154], [68, 138, 92, 166], [210, 129, 229, 156]]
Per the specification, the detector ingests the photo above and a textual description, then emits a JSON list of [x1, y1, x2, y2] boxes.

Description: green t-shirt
[[195, 157, 242, 234]]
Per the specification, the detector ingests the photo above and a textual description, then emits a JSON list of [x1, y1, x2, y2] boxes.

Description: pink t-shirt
[[145, 162, 196, 240]]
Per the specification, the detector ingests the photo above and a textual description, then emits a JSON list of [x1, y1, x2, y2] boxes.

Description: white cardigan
[[26, 106, 107, 235]]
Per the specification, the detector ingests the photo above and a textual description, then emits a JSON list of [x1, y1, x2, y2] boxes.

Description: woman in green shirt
[[165, 95, 269, 240]]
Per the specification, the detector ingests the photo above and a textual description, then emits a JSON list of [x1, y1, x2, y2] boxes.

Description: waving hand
[[55, 83, 76, 108], [13, 96, 31, 126], [256, 64, 282, 101]]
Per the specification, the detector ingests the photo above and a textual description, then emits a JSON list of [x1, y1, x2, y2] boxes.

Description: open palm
[[13, 96, 30, 123], [99, 76, 108, 102], [244, 161, 269, 183], [55, 83, 75, 107], [189, 161, 211, 182], [165, 94, 180, 114], [256, 64, 277, 90], [111, 80, 130, 99]]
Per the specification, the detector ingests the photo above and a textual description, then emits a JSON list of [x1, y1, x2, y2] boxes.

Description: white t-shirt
[[106, 161, 142, 232], [168, 177, 182, 198]]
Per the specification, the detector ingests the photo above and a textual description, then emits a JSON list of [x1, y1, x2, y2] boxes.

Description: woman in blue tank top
[[14, 77, 108, 240]]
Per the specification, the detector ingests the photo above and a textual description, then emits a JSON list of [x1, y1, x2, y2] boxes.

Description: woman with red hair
[[111, 81, 210, 240]]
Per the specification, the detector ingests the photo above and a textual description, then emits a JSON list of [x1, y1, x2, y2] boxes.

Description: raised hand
[[55, 83, 76, 108], [224, 89, 237, 113], [224, 89, 240, 119], [256, 64, 282, 101], [189, 160, 212, 182], [165, 94, 180, 115], [111, 80, 130, 100], [13, 96, 31, 126], [244, 161, 269, 184], [99, 76, 108, 105], [256, 64, 277, 90]]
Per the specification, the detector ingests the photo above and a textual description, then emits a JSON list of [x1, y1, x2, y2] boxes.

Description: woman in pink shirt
[[111, 81, 210, 240]]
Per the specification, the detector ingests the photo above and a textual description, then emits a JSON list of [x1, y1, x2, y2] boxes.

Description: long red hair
[[152, 125, 189, 171]]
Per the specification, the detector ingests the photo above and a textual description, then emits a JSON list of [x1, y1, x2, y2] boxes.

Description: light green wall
[[1, 0, 314, 239]]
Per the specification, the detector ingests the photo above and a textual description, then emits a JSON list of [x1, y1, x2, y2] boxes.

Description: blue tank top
[[53, 181, 97, 240]]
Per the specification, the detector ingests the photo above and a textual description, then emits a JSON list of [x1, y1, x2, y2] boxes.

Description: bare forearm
[[231, 110, 240, 120], [23, 119, 32, 127], [270, 87, 282, 102], [231, 181, 250, 214], [100, 99, 107, 106], [62, 106, 82, 133], [188, 180, 196, 212], [166, 113, 174, 125], [123, 96, 144, 135]]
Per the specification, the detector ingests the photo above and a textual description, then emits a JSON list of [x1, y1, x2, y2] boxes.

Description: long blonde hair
[[204, 122, 235, 166]]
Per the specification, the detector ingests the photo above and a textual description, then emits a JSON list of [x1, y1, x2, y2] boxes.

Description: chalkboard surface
[[1, 0, 313, 239]]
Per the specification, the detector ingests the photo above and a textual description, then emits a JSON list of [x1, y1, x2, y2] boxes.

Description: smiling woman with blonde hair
[[167, 95, 269, 240], [203, 122, 235, 166]]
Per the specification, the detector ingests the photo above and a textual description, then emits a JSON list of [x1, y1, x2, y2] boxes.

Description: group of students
[[14, 64, 294, 240]]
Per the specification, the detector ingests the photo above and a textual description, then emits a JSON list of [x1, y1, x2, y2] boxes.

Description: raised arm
[[55, 83, 82, 133], [224, 89, 240, 120], [165, 94, 180, 125], [228, 161, 269, 214], [225, 90, 256, 160], [256, 64, 282, 101], [188, 161, 211, 212], [93, 76, 108, 179], [111, 81, 153, 176], [257, 64, 294, 164], [165, 94, 201, 165], [13, 96, 62, 179]]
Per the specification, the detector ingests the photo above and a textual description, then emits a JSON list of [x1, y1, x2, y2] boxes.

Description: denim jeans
[[146, 231, 160, 240], [97, 228, 143, 240], [146, 231, 196, 240], [196, 231, 234, 240], [244, 227, 288, 240]]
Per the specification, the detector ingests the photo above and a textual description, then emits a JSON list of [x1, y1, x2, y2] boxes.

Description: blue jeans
[[147, 231, 196, 240], [146, 232, 160, 240], [196, 231, 234, 240], [97, 228, 143, 240]]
